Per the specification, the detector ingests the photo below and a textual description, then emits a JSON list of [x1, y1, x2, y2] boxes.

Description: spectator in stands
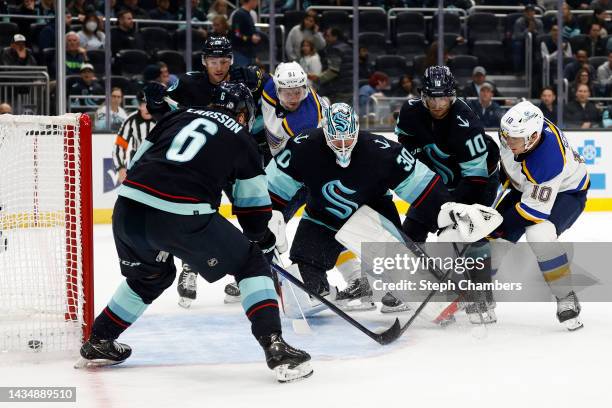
[[230, 0, 260, 67], [1, 34, 37, 66], [359, 71, 390, 115], [0, 103, 12, 114], [14, 0, 38, 42], [538, 86, 558, 123], [120, 0, 149, 19], [391, 74, 417, 99], [69, 63, 103, 107], [564, 83, 601, 128], [111, 10, 141, 53], [95, 87, 128, 132], [158, 61, 178, 88], [39, 0, 54, 16], [358, 46, 372, 80], [68, 0, 94, 17], [298, 39, 322, 88], [149, 0, 176, 21], [467, 82, 503, 128], [561, 2, 581, 38], [569, 67, 595, 99], [512, 4, 544, 71], [66, 31, 88, 75], [39, 12, 72, 50], [597, 51, 612, 95], [564, 49, 595, 80], [207, 0, 228, 20], [78, 13, 105, 51], [587, 23, 607, 56], [590, 0, 612, 13], [309, 27, 353, 104], [461, 66, 501, 99], [285, 12, 325, 62], [211, 15, 230, 37], [581, 7, 609, 36], [541, 25, 573, 60], [178, 0, 208, 22], [567, 0, 591, 9]]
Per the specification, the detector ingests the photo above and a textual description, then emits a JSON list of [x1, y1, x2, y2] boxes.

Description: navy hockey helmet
[[420, 65, 457, 98], [202, 35, 233, 60], [210, 82, 256, 132]]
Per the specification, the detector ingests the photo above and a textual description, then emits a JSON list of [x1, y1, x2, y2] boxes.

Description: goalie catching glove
[[437, 202, 503, 243]]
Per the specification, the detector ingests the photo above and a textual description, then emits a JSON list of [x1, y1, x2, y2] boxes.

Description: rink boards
[[91, 130, 612, 224]]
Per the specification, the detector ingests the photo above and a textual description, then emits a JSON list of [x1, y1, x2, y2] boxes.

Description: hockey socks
[[91, 281, 149, 340], [239, 276, 281, 338]]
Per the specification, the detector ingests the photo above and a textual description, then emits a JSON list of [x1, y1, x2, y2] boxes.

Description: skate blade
[[275, 362, 313, 383], [337, 299, 376, 312], [468, 311, 497, 325], [563, 317, 584, 332], [380, 303, 411, 314], [74, 357, 125, 369], [178, 297, 193, 309], [224, 294, 241, 304]]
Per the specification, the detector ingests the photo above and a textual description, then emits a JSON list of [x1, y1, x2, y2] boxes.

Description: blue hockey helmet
[[210, 82, 256, 132], [322, 103, 359, 168]]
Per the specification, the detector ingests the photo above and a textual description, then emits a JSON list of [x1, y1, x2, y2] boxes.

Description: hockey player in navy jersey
[[75, 83, 313, 383], [143, 35, 268, 308], [265, 103, 452, 316], [490, 101, 587, 331], [395, 66, 500, 322]]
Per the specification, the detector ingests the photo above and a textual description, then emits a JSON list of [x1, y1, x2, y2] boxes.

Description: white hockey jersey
[[500, 118, 589, 223], [261, 78, 326, 156]]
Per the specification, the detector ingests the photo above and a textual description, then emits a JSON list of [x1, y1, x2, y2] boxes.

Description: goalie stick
[[270, 263, 402, 345]]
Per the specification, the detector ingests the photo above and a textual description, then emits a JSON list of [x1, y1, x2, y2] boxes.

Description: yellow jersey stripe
[[311, 87, 323, 122], [515, 202, 544, 223], [282, 118, 294, 137], [521, 161, 538, 184], [262, 90, 276, 106], [545, 119, 566, 165]]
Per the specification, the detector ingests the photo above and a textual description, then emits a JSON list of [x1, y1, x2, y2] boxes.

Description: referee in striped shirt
[[113, 92, 156, 184]]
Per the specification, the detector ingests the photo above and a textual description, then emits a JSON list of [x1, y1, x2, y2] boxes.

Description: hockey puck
[[28, 339, 43, 352]]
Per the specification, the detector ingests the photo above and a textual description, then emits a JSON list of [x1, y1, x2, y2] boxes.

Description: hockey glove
[[437, 202, 503, 243], [143, 81, 167, 108], [256, 228, 277, 263]]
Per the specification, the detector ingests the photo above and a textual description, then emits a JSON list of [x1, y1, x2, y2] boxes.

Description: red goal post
[[0, 113, 93, 352]]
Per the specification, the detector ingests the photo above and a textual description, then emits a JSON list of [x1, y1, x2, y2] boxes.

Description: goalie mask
[[499, 100, 544, 153], [273, 62, 308, 112], [322, 103, 359, 168]]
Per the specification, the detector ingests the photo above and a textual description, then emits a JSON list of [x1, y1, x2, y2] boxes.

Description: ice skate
[[465, 300, 497, 325], [556, 291, 583, 331], [259, 333, 313, 383], [380, 292, 411, 313], [335, 277, 375, 311], [74, 335, 132, 369], [177, 263, 197, 308], [224, 280, 241, 303]]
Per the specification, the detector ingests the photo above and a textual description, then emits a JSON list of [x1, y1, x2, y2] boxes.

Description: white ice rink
[[2, 213, 612, 408]]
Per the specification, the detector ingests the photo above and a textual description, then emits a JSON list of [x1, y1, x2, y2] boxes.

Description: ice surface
[[1, 214, 612, 408]]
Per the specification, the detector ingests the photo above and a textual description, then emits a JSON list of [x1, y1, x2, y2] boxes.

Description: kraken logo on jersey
[[322, 180, 358, 219]]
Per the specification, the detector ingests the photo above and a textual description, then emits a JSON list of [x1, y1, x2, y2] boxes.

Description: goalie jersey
[[500, 118, 589, 225], [117, 107, 271, 241], [266, 129, 449, 230], [261, 78, 326, 156]]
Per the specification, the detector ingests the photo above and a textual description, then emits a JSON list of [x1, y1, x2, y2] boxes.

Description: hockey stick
[[270, 263, 402, 345], [273, 250, 312, 334]]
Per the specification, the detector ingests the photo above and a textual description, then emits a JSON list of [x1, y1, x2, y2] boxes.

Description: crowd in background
[[0, 0, 610, 129]]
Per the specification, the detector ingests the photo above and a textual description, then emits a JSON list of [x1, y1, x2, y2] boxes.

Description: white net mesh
[[0, 114, 85, 352]]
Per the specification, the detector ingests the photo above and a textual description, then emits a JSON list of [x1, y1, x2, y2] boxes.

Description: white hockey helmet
[[273, 62, 308, 110], [322, 103, 359, 168], [499, 100, 544, 151]]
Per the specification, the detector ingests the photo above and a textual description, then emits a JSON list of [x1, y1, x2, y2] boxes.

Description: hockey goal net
[[0, 113, 93, 352]]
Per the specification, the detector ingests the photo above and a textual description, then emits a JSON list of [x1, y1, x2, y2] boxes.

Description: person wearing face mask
[[1, 34, 37, 66], [77, 14, 105, 51], [395, 66, 501, 324]]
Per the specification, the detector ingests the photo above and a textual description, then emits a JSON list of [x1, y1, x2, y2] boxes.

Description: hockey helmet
[[273, 62, 308, 111], [211, 82, 256, 132], [202, 35, 233, 65], [499, 100, 544, 152], [322, 103, 359, 168]]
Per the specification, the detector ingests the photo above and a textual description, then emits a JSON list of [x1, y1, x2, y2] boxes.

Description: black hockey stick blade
[[271, 263, 402, 345]]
